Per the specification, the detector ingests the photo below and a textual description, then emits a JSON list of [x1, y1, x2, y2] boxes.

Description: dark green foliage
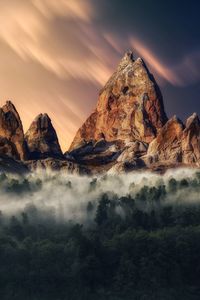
[[89, 178, 97, 192], [0, 175, 43, 195], [95, 193, 110, 226], [168, 178, 177, 193], [0, 172, 200, 299], [87, 201, 94, 213]]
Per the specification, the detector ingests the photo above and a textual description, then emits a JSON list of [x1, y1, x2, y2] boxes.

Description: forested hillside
[[0, 170, 200, 299]]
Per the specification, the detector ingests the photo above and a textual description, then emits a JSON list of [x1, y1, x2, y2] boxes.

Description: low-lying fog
[[0, 168, 200, 223]]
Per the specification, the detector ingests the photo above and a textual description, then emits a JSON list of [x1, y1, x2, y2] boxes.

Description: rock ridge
[[0, 51, 199, 174]]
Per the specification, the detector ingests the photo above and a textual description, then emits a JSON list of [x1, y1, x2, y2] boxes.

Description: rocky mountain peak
[[25, 113, 63, 159], [69, 51, 168, 151], [124, 50, 135, 60], [3, 100, 17, 111], [0, 100, 27, 160], [32, 113, 52, 130], [185, 112, 199, 129], [117, 50, 135, 68], [0, 101, 21, 132]]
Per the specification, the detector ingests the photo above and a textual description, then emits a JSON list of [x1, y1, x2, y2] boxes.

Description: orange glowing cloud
[[0, 0, 94, 78], [32, 0, 93, 22]]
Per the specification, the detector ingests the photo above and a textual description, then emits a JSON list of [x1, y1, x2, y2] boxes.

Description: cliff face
[[147, 116, 184, 164], [0, 101, 27, 160], [25, 113, 63, 159], [69, 51, 168, 151]]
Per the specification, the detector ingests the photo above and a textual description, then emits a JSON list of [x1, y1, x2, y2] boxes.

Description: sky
[[0, 0, 200, 151]]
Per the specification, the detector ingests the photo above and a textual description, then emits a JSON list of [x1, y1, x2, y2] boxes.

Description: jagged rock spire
[[25, 113, 63, 159], [0, 100, 27, 160], [69, 51, 168, 151]]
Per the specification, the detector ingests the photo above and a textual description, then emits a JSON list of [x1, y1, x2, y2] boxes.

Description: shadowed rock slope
[[25, 113, 63, 159]]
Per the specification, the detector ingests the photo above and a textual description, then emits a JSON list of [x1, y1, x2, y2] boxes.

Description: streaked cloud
[[173, 52, 200, 86], [130, 38, 182, 85], [0, 0, 103, 82], [130, 38, 200, 87], [0, 0, 117, 86], [32, 0, 93, 21]]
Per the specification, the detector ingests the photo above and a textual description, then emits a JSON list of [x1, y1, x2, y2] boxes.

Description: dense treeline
[[0, 172, 200, 299]]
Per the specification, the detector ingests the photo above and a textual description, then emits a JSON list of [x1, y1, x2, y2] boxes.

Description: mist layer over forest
[[0, 168, 200, 222], [1, 168, 200, 300]]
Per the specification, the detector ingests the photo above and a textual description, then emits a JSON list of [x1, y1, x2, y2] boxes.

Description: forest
[[0, 169, 200, 299]]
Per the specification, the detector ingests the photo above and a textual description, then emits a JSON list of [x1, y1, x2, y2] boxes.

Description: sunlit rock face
[[0, 101, 27, 160], [68, 51, 169, 173], [146, 116, 184, 164], [182, 113, 200, 166], [25, 113, 63, 159], [145, 114, 200, 168], [69, 51, 168, 151]]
